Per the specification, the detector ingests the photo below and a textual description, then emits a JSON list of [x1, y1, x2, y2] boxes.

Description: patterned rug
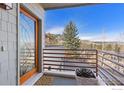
[[34, 75, 54, 85]]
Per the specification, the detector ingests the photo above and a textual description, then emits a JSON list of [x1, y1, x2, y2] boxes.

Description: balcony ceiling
[[40, 3, 97, 10]]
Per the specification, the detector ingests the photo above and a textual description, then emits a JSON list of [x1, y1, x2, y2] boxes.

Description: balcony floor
[[35, 74, 77, 85], [52, 76, 77, 85], [34, 71, 106, 85]]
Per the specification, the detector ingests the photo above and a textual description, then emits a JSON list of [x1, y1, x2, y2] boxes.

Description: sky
[[20, 12, 35, 46], [45, 3, 124, 42]]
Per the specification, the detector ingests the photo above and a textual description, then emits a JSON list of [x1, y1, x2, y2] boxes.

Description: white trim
[[22, 73, 43, 85], [17, 3, 20, 85], [98, 76, 106, 85], [44, 71, 75, 78]]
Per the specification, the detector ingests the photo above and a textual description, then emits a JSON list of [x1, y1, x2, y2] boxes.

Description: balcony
[[21, 48, 124, 85], [98, 50, 124, 85]]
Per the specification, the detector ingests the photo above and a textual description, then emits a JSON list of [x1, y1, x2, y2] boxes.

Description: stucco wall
[[0, 4, 17, 85]]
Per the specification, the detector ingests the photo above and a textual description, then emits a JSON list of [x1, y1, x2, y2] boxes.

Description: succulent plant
[[76, 68, 95, 78], [48, 66, 51, 71]]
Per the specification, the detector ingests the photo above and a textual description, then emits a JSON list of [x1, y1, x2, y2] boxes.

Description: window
[[20, 7, 38, 84]]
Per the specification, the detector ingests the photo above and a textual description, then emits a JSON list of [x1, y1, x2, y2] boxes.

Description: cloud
[[79, 36, 93, 40], [79, 33, 124, 42], [46, 27, 124, 42], [46, 27, 64, 34]]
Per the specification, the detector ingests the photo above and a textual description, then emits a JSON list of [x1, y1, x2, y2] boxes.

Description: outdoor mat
[[34, 75, 54, 85]]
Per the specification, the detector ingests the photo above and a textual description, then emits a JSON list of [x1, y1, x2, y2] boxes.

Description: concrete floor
[[34, 71, 106, 85], [35, 74, 106, 85], [51, 76, 77, 85], [35, 75, 77, 85]]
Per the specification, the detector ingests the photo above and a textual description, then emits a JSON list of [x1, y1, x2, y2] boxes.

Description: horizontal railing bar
[[98, 60, 124, 77], [43, 56, 96, 59], [43, 52, 96, 55], [99, 68, 116, 85], [20, 49, 35, 50], [20, 52, 34, 54], [20, 59, 34, 61], [44, 67, 97, 73], [20, 55, 35, 58], [43, 48, 97, 51], [98, 50, 124, 58], [98, 71, 110, 85], [98, 55, 124, 68], [99, 65, 124, 85], [44, 63, 96, 68], [20, 52, 35, 54], [20, 63, 34, 64], [43, 67, 75, 71], [43, 59, 96, 64]]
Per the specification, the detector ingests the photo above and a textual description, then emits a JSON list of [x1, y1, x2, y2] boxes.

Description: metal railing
[[98, 50, 124, 85], [43, 48, 98, 76]]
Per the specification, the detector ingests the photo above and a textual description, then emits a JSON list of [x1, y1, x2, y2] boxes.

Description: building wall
[[0, 4, 17, 85], [0, 3, 45, 85], [22, 3, 45, 48]]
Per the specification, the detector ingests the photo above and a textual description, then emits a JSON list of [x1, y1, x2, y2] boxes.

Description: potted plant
[[75, 68, 98, 85]]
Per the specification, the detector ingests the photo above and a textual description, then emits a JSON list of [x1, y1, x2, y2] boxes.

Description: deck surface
[[35, 75, 77, 85], [35, 73, 105, 85]]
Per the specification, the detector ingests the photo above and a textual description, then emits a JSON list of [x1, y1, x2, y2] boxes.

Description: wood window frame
[[20, 6, 39, 85]]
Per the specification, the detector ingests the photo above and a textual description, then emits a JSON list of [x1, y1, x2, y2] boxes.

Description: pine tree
[[105, 44, 112, 51], [63, 21, 81, 49], [115, 44, 120, 53]]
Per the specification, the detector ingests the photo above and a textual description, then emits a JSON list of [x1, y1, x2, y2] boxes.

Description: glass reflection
[[20, 12, 35, 76]]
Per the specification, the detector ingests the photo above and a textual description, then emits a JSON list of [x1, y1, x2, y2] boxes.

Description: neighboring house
[[0, 3, 89, 85]]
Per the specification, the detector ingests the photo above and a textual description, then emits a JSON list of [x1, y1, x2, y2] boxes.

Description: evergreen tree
[[63, 21, 81, 49], [115, 44, 120, 52], [96, 44, 102, 50], [105, 44, 112, 51]]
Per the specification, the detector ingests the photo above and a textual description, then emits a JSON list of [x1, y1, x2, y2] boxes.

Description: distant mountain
[[93, 41, 124, 45]]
